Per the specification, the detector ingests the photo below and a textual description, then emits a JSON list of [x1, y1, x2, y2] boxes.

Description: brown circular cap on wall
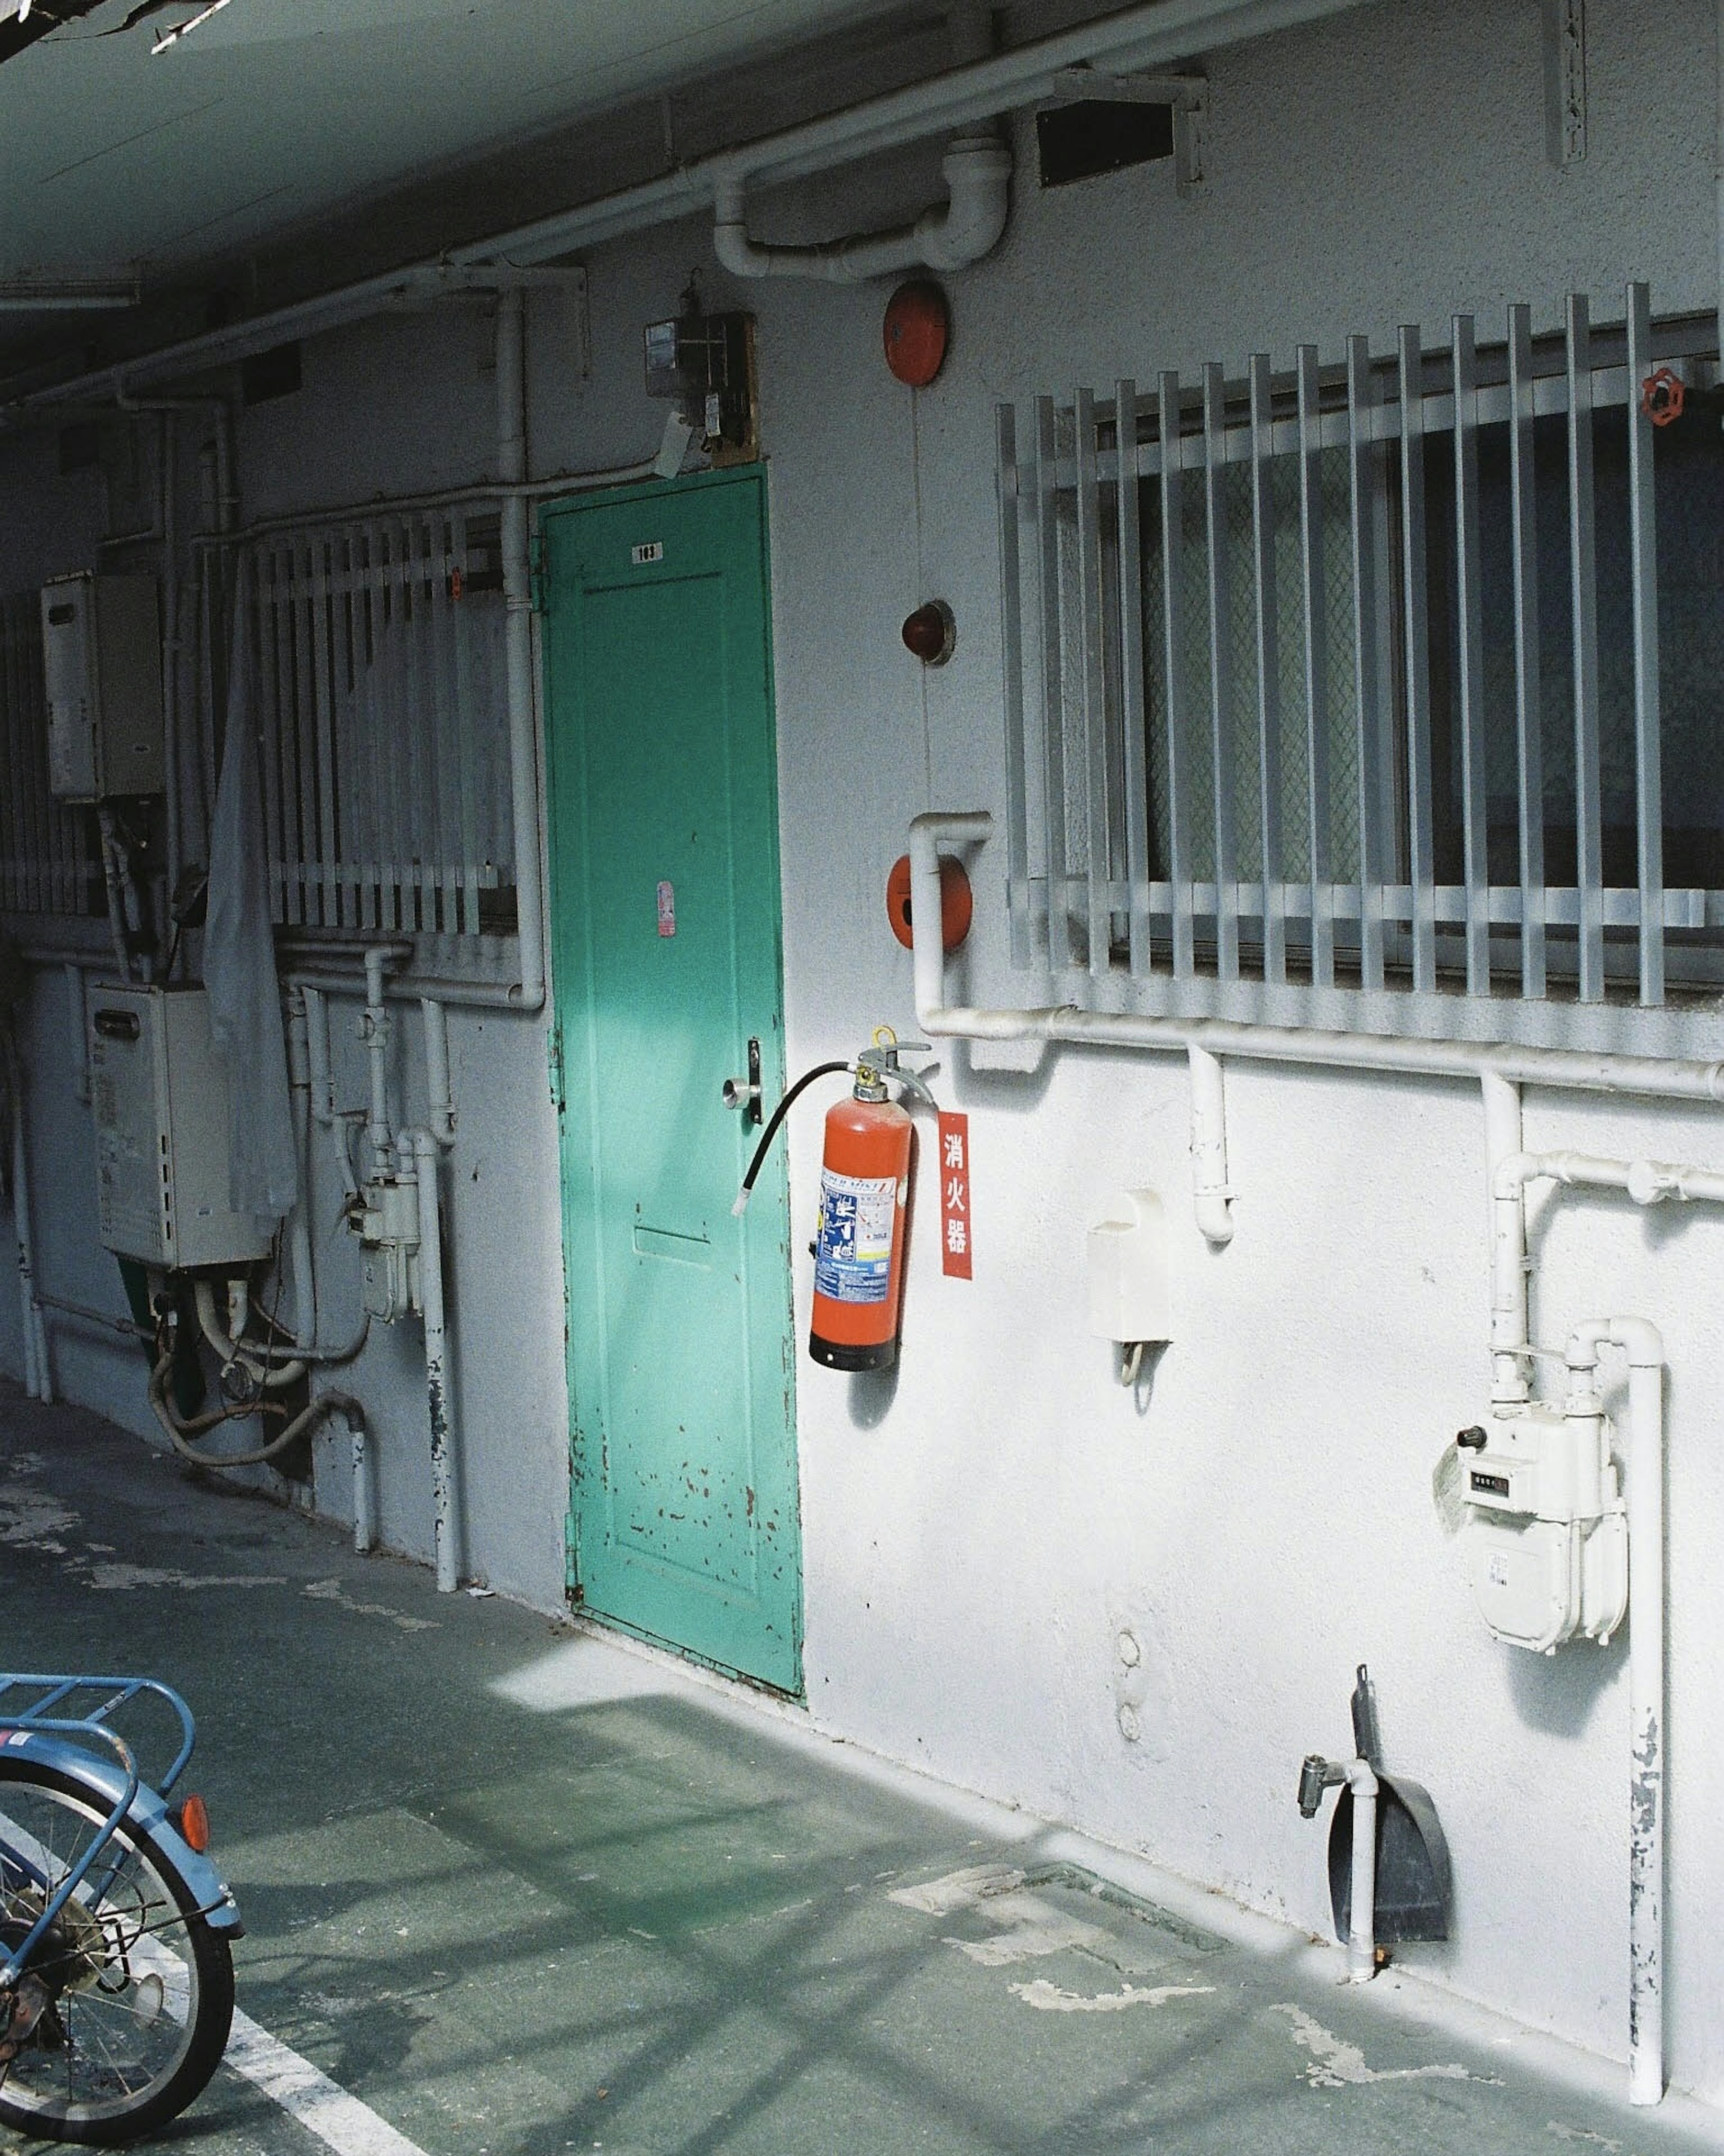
[[886, 852, 973, 952]]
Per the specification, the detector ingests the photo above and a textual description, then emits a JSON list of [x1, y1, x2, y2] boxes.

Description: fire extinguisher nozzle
[[731, 1189, 751, 1217]]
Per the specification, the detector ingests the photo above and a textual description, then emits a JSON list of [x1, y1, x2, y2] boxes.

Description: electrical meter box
[[40, 572, 164, 800], [88, 984, 272, 1271]]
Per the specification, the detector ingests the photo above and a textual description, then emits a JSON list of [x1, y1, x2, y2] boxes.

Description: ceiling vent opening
[[1036, 100, 1174, 188]]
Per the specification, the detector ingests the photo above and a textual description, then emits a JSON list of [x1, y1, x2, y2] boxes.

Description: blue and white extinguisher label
[[814, 1168, 897, 1304]]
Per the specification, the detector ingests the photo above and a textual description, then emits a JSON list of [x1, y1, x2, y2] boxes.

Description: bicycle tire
[[0, 1757, 234, 2145]]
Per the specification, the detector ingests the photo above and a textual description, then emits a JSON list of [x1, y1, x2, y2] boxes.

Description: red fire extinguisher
[[732, 1029, 935, 1371]]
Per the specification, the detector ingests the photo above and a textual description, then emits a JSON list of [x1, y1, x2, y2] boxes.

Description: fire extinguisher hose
[[732, 1061, 852, 1214]]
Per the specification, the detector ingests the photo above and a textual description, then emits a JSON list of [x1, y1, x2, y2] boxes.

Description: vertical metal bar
[[1114, 379, 1152, 978], [451, 515, 482, 939], [1075, 388, 1112, 978], [433, 520, 463, 939], [1346, 335, 1386, 991], [1508, 303, 1547, 1000], [1626, 281, 1664, 1006], [393, 523, 424, 932], [1034, 395, 1071, 971], [311, 532, 341, 932], [378, 527, 405, 933], [290, 540, 319, 930], [1452, 314, 1492, 997], [1399, 325, 1437, 993], [1203, 362, 1240, 982], [1159, 370, 1195, 979], [997, 404, 1033, 970], [1566, 291, 1605, 1001], [1249, 353, 1285, 985], [359, 525, 387, 931], [1296, 344, 1333, 987]]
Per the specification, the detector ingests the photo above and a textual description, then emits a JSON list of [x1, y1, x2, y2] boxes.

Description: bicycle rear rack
[[0, 1674, 198, 1993]]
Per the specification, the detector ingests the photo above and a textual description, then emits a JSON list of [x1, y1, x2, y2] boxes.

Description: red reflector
[[179, 1794, 210, 1853]]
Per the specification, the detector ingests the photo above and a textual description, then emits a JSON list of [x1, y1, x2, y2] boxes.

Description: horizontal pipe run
[[921, 998, 1724, 1103], [13, 0, 1378, 407], [35, 1292, 150, 1343]]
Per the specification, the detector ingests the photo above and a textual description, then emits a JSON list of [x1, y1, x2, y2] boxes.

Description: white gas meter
[[356, 1174, 421, 1323], [1454, 1404, 1627, 1653]]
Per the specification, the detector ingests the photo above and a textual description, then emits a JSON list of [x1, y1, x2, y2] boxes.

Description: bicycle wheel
[[0, 1758, 234, 2144]]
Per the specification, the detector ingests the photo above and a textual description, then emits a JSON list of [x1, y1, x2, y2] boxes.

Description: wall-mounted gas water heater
[[732, 1029, 936, 1371], [1449, 1396, 1627, 1653]]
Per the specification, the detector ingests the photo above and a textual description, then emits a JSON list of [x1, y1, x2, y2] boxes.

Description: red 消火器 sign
[[937, 1110, 972, 1280]]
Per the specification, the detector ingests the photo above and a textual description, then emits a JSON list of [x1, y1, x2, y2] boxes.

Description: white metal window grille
[[0, 592, 98, 919], [997, 284, 1724, 1057], [247, 507, 515, 940]]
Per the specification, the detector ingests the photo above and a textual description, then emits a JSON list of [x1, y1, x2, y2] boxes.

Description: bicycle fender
[[0, 1730, 245, 1936]]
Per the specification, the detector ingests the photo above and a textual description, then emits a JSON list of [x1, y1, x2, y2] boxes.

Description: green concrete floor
[[2, 1380, 1720, 2156]]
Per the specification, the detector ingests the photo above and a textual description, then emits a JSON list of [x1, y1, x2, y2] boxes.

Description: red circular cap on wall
[[883, 280, 950, 388], [886, 853, 973, 952]]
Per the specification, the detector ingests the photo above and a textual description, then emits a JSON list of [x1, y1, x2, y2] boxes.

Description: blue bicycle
[[0, 1677, 242, 2144]]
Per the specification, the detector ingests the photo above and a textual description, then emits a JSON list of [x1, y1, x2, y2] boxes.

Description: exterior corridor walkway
[[1, 1381, 1719, 2156]]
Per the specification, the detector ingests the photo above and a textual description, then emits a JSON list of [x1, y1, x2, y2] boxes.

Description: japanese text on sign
[[937, 1110, 972, 1280]]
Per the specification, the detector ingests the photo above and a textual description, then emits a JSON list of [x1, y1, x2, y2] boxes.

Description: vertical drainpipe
[[497, 290, 546, 1009], [161, 411, 182, 903], [1481, 1071, 1527, 1406], [411, 1126, 460, 1592]]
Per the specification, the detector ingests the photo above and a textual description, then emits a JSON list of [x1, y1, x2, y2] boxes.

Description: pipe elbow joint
[[918, 136, 1012, 271], [1492, 1151, 1540, 1201], [1609, 1315, 1664, 1368]]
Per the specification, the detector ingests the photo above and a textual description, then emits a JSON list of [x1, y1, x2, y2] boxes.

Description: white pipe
[[9, 1056, 39, 1401], [160, 410, 182, 901], [350, 1402, 375, 1555], [409, 1127, 460, 1592], [285, 989, 317, 1347], [361, 945, 397, 1179], [1343, 1755, 1379, 1983], [94, 806, 132, 979], [1566, 1319, 1666, 2106], [1488, 1148, 1724, 1408], [421, 998, 455, 1147], [1187, 1042, 1234, 1245], [712, 132, 1011, 283], [303, 983, 334, 1127], [16, 0, 1378, 410], [496, 293, 547, 1014], [193, 1279, 306, 1389], [64, 961, 88, 1105], [1481, 1073, 1526, 1406]]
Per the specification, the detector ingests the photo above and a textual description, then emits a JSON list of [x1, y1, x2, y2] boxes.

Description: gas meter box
[[1456, 1404, 1627, 1654], [41, 572, 164, 801], [88, 984, 273, 1271]]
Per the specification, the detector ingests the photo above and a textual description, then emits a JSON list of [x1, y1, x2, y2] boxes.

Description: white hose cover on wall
[[204, 560, 298, 1228]]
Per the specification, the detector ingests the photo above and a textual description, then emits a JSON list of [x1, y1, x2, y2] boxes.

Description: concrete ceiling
[[0, 0, 914, 292]]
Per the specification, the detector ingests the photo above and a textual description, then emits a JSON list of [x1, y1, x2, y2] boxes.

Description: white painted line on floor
[[224, 2009, 434, 2156]]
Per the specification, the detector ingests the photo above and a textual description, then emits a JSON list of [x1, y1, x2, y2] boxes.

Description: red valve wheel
[[1641, 367, 1686, 428]]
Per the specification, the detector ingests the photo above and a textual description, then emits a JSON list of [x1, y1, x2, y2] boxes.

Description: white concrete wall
[[5, 0, 1724, 2103]]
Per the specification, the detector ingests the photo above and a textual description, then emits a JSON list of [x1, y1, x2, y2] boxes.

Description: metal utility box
[[40, 572, 164, 800], [88, 984, 272, 1271]]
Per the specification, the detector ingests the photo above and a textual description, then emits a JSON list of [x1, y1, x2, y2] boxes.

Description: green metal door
[[541, 467, 801, 1694]]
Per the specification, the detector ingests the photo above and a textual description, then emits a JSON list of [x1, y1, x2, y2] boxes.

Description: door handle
[[722, 1036, 764, 1125]]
